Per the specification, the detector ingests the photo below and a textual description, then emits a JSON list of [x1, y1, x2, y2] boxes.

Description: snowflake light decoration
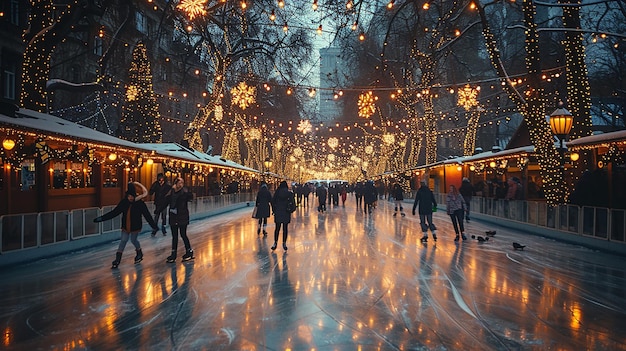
[[383, 133, 395, 145], [177, 0, 208, 20], [293, 147, 303, 157], [327, 137, 339, 149], [297, 119, 312, 134], [365, 145, 374, 155], [327, 154, 336, 161], [126, 85, 138, 101], [458, 84, 479, 111], [358, 91, 378, 118], [231, 82, 256, 110]]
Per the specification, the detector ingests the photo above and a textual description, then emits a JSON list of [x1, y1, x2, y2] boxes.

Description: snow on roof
[[0, 108, 138, 149], [0, 108, 255, 172], [446, 145, 535, 164], [567, 130, 626, 148]]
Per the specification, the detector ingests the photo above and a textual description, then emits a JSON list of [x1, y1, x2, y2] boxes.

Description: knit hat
[[126, 182, 137, 197]]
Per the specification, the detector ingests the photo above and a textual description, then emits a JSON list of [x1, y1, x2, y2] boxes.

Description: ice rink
[[1, 198, 626, 350]]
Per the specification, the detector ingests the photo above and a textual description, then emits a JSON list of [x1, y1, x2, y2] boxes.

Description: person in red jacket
[[94, 182, 158, 268]]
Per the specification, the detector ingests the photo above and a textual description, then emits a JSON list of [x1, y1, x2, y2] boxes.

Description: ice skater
[[446, 184, 467, 242], [94, 182, 158, 268], [157, 177, 195, 263], [412, 181, 438, 242], [392, 182, 406, 217], [254, 182, 272, 236], [271, 181, 296, 251]]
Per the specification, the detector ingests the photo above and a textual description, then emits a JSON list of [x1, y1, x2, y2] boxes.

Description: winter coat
[[316, 186, 327, 203], [446, 193, 466, 214], [254, 186, 272, 218], [161, 188, 194, 226], [272, 186, 295, 224], [149, 180, 172, 206], [412, 185, 437, 215], [459, 181, 474, 199], [95, 199, 157, 233], [364, 183, 378, 204], [392, 185, 404, 201]]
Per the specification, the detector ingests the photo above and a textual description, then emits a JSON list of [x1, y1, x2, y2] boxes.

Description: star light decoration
[[177, 0, 208, 20], [231, 82, 256, 110], [297, 119, 312, 134], [457, 84, 479, 111], [358, 91, 378, 118]]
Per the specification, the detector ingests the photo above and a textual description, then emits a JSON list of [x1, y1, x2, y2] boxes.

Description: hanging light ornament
[[293, 147, 303, 157], [358, 91, 377, 118], [365, 145, 374, 154], [245, 128, 261, 141], [275, 138, 283, 150], [457, 84, 479, 111], [231, 82, 256, 109], [328, 137, 339, 149], [328, 154, 336, 162], [177, 0, 208, 20], [297, 119, 313, 134], [383, 133, 395, 145]]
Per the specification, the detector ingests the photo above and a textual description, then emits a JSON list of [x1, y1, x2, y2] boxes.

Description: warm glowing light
[[2, 138, 15, 150], [570, 152, 579, 162], [231, 82, 256, 109], [269, 9, 276, 21], [359, 32, 365, 41], [177, 0, 208, 20], [358, 91, 377, 118], [146, 158, 154, 165], [457, 84, 479, 110], [108, 153, 118, 161], [423, 3, 430, 9]]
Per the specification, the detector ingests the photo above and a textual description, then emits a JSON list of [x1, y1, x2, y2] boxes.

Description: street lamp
[[549, 104, 573, 156]]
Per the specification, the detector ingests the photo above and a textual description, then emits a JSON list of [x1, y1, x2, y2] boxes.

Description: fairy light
[[231, 82, 256, 109], [176, 0, 208, 20]]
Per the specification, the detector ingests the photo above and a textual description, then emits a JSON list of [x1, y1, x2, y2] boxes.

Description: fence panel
[[40, 211, 69, 245], [611, 209, 625, 242]]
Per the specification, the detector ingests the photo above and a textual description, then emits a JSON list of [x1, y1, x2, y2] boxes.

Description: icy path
[[1, 198, 626, 350]]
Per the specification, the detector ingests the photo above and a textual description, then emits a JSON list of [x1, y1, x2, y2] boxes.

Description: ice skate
[[420, 236, 428, 243], [182, 249, 194, 261], [166, 250, 176, 263], [432, 234, 437, 242], [161, 225, 167, 236], [111, 252, 122, 269], [282, 243, 288, 251], [271, 242, 277, 250], [134, 249, 143, 264]]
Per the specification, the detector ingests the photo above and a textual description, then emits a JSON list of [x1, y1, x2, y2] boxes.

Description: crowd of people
[[96, 174, 546, 268]]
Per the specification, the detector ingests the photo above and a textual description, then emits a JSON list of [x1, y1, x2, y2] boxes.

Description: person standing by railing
[[94, 182, 158, 269]]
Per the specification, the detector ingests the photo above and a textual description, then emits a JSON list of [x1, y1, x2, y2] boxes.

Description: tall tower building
[[318, 47, 345, 121]]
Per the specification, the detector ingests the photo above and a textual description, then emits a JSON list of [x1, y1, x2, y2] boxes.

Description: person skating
[[271, 181, 296, 251], [157, 177, 195, 263], [316, 183, 327, 213], [149, 173, 171, 236], [446, 184, 467, 242], [412, 181, 438, 242], [392, 183, 406, 217], [94, 182, 158, 268], [254, 182, 272, 236]]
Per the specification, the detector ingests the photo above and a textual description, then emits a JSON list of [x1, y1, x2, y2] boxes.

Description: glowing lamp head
[[2, 138, 15, 150], [108, 153, 117, 161], [549, 107, 573, 138]]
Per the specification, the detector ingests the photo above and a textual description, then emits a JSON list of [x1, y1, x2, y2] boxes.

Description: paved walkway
[[1, 198, 626, 350]]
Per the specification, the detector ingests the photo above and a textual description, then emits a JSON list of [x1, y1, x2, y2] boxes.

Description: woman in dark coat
[[94, 182, 158, 268], [160, 177, 195, 263], [254, 182, 272, 236], [271, 181, 296, 251], [363, 180, 378, 214], [412, 181, 438, 242], [392, 183, 405, 217]]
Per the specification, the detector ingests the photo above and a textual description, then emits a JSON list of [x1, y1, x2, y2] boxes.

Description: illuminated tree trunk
[[423, 95, 438, 165], [478, 0, 565, 205], [463, 108, 482, 156]]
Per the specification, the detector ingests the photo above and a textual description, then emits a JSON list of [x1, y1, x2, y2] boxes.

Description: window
[[20, 159, 36, 191], [10, 0, 19, 25], [103, 165, 119, 188], [93, 36, 103, 56], [3, 59, 16, 100], [135, 12, 147, 34]]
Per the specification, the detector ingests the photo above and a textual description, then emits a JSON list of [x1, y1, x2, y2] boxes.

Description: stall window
[[103, 164, 119, 188], [70, 162, 93, 188], [51, 162, 66, 189]]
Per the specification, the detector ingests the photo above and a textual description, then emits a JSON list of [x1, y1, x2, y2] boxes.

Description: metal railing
[[0, 193, 254, 254], [429, 193, 626, 244]]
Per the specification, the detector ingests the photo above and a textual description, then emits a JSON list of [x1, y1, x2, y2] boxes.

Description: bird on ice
[[513, 242, 526, 250], [485, 230, 496, 236], [471, 235, 489, 242]]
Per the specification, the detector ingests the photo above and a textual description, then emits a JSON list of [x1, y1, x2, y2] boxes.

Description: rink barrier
[[429, 193, 625, 255], [0, 193, 254, 265]]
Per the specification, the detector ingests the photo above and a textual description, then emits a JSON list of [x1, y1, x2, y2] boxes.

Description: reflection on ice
[[1, 199, 626, 350]]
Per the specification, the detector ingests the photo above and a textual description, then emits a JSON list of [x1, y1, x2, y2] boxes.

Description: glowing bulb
[[2, 138, 15, 150]]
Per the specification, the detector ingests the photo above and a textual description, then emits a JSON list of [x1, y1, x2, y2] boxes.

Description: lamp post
[[549, 104, 574, 166]]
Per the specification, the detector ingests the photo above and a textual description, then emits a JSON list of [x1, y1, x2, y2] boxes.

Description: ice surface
[[1, 198, 626, 350]]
